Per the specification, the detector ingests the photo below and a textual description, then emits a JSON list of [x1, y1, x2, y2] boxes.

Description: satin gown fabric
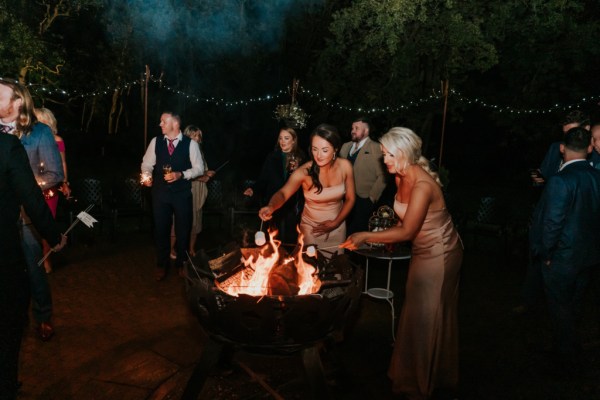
[[300, 183, 346, 255], [388, 200, 463, 399]]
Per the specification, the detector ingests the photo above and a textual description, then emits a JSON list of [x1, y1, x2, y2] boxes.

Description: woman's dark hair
[[307, 123, 341, 194]]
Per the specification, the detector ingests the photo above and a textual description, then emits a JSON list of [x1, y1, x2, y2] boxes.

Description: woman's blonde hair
[[34, 107, 58, 135], [379, 127, 442, 186], [183, 125, 202, 141], [0, 79, 36, 138]]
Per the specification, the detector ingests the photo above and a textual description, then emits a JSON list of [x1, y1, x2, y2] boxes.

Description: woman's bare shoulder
[[337, 157, 353, 170]]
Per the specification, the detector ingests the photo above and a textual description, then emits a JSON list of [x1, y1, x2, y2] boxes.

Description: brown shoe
[[155, 267, 167, 281], [37, 321, 54, 341]]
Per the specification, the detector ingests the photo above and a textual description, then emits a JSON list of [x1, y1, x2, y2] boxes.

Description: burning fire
[[218, 229, 321, 297]]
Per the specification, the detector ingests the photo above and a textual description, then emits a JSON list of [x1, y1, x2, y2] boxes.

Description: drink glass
[[287, 154, 298, 173], [163, 164, 172, 176]]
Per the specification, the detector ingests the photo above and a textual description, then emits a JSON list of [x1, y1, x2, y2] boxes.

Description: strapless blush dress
[[300, 183, 346, 255], [388, 200, 463, 399]]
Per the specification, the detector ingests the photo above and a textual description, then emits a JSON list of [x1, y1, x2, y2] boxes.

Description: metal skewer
[[301, 244, 340, 254], [37, 204, 94, 266], [214, 160, 230, 173]]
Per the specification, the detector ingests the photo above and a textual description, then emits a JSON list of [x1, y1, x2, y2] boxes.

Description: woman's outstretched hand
[[258, 206, 274, 221], [340, 232, 370, 250]]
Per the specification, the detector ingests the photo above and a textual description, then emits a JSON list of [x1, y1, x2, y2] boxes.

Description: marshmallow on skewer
[[305, 245, 316, 257], [255, 231, 266, 246]]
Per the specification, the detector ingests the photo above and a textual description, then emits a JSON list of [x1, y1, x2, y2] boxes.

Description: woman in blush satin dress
[[341, 127, 463, 400], [259, 123, 355, 255]]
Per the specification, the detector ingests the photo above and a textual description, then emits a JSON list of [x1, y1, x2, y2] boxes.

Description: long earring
[[333, 154, 336, 160]]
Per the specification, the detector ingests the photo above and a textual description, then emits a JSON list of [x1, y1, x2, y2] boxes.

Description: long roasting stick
[[301, 244, 340, 254], [37, 204, 94, 266], [214, 160, 230, 173]]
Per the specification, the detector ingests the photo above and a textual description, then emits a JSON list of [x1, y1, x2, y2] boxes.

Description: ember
[[215, 229, 321, 297]]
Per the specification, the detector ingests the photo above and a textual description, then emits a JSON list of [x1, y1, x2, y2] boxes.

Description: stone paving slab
[[16, 224, 600, 399]]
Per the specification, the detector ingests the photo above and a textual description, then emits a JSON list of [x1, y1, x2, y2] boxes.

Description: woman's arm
[[341, 180, 432, 249]]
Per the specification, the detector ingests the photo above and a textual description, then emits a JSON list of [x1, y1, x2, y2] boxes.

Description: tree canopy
[[1, 0, 599, 178]]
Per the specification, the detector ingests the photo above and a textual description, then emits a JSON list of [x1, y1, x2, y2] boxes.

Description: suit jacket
[[539, 141, 600, 178], [254, 150, 288, 205], [529, 160, 600, 270], [340, 137, 386, 202], [539, 141, 562, 180], [0, 133, 61, 269]]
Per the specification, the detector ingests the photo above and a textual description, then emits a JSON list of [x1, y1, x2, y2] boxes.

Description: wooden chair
[[463, 196, 508, 256], [110, 177, 150, 237], [203, 179, 227, 229], [228, 179, 260, 236]]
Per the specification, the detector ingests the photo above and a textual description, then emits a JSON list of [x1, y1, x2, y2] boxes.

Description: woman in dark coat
[[244, 127, 305, 244]]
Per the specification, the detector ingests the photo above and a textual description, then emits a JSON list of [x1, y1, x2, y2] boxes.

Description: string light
[[20, 75, 600, 115], [450, 89, 600, 114]]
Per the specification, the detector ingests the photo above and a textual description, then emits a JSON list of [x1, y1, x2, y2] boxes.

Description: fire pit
[[182, 233, 363, 399]]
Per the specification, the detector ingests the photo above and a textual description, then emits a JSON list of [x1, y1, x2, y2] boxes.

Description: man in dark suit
[[535, 109, 590, 184], [0, 130, 67, 398], [340, 117, 387, 235], [141, 111, 204, 281], [529, 126, 600, 368]]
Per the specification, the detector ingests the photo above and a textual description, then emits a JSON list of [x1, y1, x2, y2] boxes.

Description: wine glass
[[162, 164, 172, 176], [286, 154, 298, 173]]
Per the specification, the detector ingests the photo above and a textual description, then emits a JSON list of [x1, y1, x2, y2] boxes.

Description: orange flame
[[221, 228, 321, 297], [295, 228, 321, 294]]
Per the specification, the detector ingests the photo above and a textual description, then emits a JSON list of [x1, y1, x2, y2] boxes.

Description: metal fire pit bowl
[[184, 248, 363, 354]]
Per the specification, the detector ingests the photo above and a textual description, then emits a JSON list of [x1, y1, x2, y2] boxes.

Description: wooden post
[[438, 79, 449, 168], [143, 65, 149, 152]]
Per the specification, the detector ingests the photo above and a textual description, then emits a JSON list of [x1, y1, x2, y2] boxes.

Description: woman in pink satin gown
[[341, 127, 463, 400], [259, 124, 355, 256]]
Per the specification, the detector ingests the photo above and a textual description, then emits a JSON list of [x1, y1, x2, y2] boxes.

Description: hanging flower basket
[[274, 103, 309, 129], [274, 79, 308, 129]]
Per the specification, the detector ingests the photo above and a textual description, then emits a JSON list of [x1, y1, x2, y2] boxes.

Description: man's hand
[[52, 234, 68, 252], [164, 171, 182, 183]]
